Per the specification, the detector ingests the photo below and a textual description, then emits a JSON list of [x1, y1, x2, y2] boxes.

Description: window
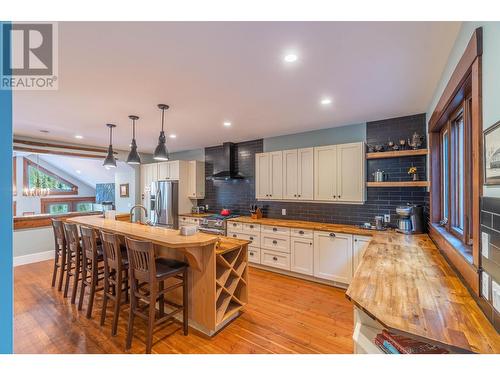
[[23, 158, 78, 196], [41, 197, 96, 214], [438, 100, 473, 247]]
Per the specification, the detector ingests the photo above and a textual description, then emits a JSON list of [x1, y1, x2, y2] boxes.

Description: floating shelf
[[366, 149, 428, 159], [367, 181, 429, 188]]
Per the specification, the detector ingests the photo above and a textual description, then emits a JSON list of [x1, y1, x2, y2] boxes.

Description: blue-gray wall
[[263, 123, 366, 152], [426, 22, 500, 197], [169, 148, 205, 161]]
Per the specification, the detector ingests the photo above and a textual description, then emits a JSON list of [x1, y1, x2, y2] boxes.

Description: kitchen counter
[[346, 231, 500, 354], [14, 211, 131, 230], [178, 212, 212, 218], [67, 215, 250, 336]]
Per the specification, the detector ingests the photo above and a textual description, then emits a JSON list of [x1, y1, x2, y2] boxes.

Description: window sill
[[430, 223, 473, 264]]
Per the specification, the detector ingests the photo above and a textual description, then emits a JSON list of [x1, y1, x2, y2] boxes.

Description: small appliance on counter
[[191, 205, 206, 214], [250, 204, 262, 219], [100, 201, 115, 217], [396, 204, 424, 234]]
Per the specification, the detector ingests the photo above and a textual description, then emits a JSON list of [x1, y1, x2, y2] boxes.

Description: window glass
[[48, 203, 70, 214], [28, 165, 73, 192], [76, 202, 93, 212], [442, 129, 449, 221]]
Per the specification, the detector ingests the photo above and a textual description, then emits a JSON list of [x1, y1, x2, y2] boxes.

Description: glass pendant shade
[[126, 115, 141, 164], [103, 123, 117, 168], [153, 104, 170, 161]]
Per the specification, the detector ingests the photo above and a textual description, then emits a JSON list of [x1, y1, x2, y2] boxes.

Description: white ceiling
[[13, 21, 461, 153]]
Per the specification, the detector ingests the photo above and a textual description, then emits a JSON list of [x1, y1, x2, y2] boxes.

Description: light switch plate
[[282, 209, 287, 216], [384, 214, 390, 223], [481, 232, 490, 259], [481, 271, 490, 300], [492, 279, 500, 312]]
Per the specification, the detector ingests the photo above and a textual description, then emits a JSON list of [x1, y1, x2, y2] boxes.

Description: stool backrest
[[80, 226, 99, 263], [100, 230, 123, 271], [125, 237, 156, 283], [63, 222, 81, 261], [51, 219, 66, 252]]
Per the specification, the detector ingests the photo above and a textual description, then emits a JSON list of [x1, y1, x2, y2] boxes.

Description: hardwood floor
[[14, 260, 354, 354]]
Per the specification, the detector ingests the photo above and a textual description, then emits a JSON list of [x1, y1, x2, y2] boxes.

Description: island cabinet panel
[[337, 142, 365, 202], [313, 231, 353, 284], [314, 145, 338, 201], [290, 236, 314, 275]]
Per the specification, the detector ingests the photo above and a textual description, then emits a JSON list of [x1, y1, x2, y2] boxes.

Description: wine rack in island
[[215, 244, 248, 325]]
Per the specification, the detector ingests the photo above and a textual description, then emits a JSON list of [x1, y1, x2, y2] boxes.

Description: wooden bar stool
[[125, 237, 189, 354], [100, 231, 129, 336], [50, 219, 67, 291], [63, 222, 82, 304], [78, 226, 105, 318]]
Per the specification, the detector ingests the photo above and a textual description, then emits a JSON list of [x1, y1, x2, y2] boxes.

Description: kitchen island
[[68, 215, 250, 336]]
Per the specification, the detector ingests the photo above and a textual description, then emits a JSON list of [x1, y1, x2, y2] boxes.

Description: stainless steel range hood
[[208, 142, 245, 180]]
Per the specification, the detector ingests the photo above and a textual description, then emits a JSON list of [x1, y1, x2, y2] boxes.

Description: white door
[[353, 236, 370, 274], [337, 142, 364, 202], [283, 149, 298, 199], [157, 162, 170, 180], [168, 161, 180, 180], [297, 147, 314, 200], [255, 153, 270, 199], [313, 231, 353, 283], [269, 151, 283, 199], [314, 145, 337, 201], [291, 237, 314, 275]]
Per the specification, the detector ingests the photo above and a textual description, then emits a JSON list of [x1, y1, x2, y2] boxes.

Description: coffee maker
[[396, 204, 424, 234]]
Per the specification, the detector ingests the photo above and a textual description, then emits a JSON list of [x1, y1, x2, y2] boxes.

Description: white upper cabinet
[[157, 161, 180, 180], [283, 147, 314, 200], [314, 145, 338, 201], [256, 142, 364, 203], [256, 151, 283, 200], [169, 161, 180, 180], [336, 142, 364, 202], [187, 160, 205, 199], [297, 147, 314, 200], [283, 149, 298, 199]]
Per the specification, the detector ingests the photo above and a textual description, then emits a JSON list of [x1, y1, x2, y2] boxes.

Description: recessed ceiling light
[[76, 170, 81, 174], [169, 134, 177, 139], [75, 135, 83, 139], [320, 97, 332, 105], [284, 53, 298, 63], [39, 130, 50, 134], [223, 121, 232, 127]]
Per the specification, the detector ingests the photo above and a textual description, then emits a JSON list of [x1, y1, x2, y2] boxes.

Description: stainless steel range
[[198, 214, 240, 235]]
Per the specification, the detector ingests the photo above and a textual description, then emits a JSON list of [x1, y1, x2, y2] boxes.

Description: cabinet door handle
[[272, 228, 277, 232], [250, 236, 254, 240], [250, 225, 254, 229], [272, 240, 278, 245], [354, 239, 358, 242], [294, 194, 297, 197], [298, 194, 301, 197], [299, 230, 304, 235], [233, 234, 237, 238], [273, 256, 278, 261], [250, 252, 254, 256], [310, 242, 313, 246], [233, 223, 237, 226], [329, 233, 336, 237]]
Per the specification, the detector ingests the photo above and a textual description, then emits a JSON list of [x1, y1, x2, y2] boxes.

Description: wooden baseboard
[[14, 250, 54, 267]]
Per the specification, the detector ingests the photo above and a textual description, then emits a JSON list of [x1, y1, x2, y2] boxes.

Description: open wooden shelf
[[215, 246, 248, 325], [366, 149, 428, 159], [366, 181, 429, 188]]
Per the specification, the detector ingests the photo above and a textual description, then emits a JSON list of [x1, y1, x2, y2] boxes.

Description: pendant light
[[126, 115, 141, 165], [153, 104, 170, 161], [103, 123, 117, 168]]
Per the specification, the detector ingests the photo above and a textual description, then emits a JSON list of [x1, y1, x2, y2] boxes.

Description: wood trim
[[13, 156, 17, 196], [429, 224, 478, 294], [14, 210, 101, 230], [366, 181, 429, 187], [366, 149, 428, 159], [13, 139, 115, 154], [429, 27, 482, 132], [14, 146, 107, 160], [22, 157, 78, 196], [40, 196, 95, 214], [471, 57, 482, 266]]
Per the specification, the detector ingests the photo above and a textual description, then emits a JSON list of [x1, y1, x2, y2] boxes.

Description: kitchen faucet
[[129, 204, 149, 225]]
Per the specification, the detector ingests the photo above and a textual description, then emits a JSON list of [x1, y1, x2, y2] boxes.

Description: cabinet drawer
[[262, 225, 290, 236], [261, 233, 290, 253], [228, 221, 243, 231], [179, 216, 192, 224], [227, 231, 261, 247], [242, 223, 261, 234], [291, 228, 313, 239], [261, 249, 290, 270], [248, 247, 261, 264]]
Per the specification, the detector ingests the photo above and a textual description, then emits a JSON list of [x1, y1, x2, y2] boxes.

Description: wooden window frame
[[23, 157, 79, 196], [40, 196, 96, 214], [428, 27, 482, 294]]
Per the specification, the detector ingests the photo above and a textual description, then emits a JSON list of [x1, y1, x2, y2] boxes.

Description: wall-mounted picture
[[119, 183, 129, 197], [484, 121, 500, 185]]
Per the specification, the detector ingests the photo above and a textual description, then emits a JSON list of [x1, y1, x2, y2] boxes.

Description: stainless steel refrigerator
[[150, 180, 179, 228]]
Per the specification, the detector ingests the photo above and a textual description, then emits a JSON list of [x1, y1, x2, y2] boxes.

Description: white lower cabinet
[[261, 249, 290, 270], [261, 233, 290, 253], [353, 235, 370, 274], [248, 247, 261, 264], [290, 237, 314, 276], [313, 231, 353, 284]]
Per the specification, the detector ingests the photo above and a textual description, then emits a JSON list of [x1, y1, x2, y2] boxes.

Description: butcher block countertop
[[347, 232, 500, 354], [228, 216, 500, 353]]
